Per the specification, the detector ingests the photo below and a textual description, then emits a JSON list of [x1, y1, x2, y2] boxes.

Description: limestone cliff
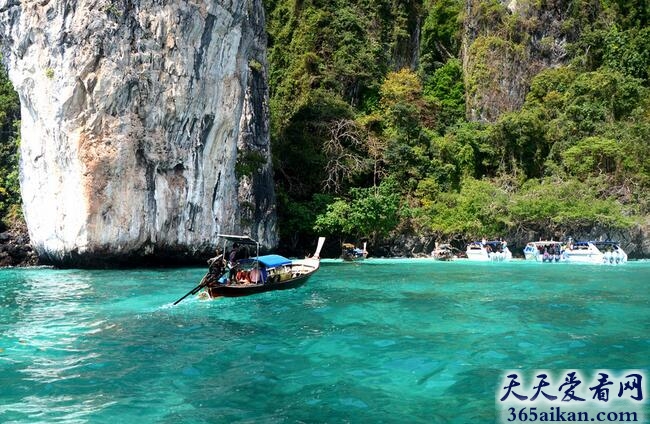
[[0, 0, 277, 266], [462, 0, 582, 122]]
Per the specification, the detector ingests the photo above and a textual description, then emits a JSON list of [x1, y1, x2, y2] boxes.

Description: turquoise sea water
[[1, 259, 648, 423]]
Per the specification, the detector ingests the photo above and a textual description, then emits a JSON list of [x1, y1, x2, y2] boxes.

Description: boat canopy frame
[[216, 234, 260, 246], [216, 234, 261, 267]]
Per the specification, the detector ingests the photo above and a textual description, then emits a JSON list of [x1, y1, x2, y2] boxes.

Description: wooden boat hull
[[341, 253, 367, 261]]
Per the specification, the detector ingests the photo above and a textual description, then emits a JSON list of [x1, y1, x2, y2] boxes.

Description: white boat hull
[[523, 242, 564, 262], [466, 245, 512, 262], [562, 242, 627, 265], [525, 252, 564, 262], [563, 250, 627, 265]]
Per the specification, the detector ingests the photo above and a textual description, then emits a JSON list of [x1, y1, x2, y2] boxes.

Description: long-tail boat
[[199, 235, 325, 298]]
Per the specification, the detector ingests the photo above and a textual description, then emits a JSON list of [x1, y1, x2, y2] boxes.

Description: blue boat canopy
[[471, 240, 505, 248], [241, 254, 292, 268]]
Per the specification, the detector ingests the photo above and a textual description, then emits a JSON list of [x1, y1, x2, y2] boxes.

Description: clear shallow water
[[1, 259, 648, 423]]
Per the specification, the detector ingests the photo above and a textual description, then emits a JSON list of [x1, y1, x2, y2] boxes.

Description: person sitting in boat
[[249, 267, 263, 284], [236, 269, 251, 284]]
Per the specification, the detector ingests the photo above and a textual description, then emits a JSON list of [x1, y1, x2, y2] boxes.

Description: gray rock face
[[0, 0, 277, 266], [462, 0, 578, 122]]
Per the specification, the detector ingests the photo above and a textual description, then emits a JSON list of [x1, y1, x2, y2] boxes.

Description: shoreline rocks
[[0, 230, 39, 267]]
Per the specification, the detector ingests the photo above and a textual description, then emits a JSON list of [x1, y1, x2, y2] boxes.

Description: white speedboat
[[562, 241, 627, 265], [466, 240, 512, 262], [523, 241, 564, 262]]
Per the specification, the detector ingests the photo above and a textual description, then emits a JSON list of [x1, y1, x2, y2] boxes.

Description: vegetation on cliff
[[0, 61, 20, 232], [0, 1, 648, 257], [264, 0, 650, 253]]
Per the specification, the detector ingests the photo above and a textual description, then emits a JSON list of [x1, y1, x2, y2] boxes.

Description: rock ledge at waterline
[[0, 0, 277, 267]]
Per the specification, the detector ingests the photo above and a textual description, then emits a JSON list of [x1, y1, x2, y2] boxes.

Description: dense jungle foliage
[[265, 0, 650, 251], [0, 0, 648, 254], [0, 62, 20, 232]]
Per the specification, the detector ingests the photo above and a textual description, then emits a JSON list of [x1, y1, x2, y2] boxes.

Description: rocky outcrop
[[573, 222, 650, 260], [0, 0, 276, 267], [0, 228, 38, 267], [462, 0, 581, 122]]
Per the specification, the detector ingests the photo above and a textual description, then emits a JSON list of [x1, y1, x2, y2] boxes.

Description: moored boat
[[562, 241, 627, 265], [431, 243, 456, 261], [341, 242, 368, 261], [523, 241, 565, 262], [466, 240, 512, 262]]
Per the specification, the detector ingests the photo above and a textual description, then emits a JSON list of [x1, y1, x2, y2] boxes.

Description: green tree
[[562, 136, 625, 178], [489, 108, 548, 179], [419, 0, 462, 72], [421, 177, 511, 239], [510, 178, 633, 234], [314, 178, 402, 244], [277, 191, 334, 252], [379, 68, 434, 191], [0, 62, 21, 231], [422, 58, 465, 132], [602, 27, 650, 80]]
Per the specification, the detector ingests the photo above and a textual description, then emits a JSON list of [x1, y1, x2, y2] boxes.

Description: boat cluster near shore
[[431, 239, 628, 265], [174, 236, 628, 304]]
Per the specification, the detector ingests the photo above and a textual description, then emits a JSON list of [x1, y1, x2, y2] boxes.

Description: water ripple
[[1, 262, 649, 422]]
